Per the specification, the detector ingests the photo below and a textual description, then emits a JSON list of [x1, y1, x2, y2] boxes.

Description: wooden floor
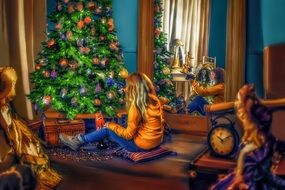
[[50, 134, 211, 190]]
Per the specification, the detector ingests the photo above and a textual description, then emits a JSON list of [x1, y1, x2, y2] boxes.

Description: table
[[171, 69, 192, 100]]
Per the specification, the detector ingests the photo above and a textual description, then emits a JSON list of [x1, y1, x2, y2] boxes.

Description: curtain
[[162, 0, 211, 65], [0, 0, 46, 119], [224, 0, 246, 101]]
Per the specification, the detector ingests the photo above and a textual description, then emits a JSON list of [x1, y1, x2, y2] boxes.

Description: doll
[[211, 84, 285, 190], [0, 67, 61, 189]]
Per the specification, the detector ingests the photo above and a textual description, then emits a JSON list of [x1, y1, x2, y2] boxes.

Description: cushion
[[113, 146, 177, 163]]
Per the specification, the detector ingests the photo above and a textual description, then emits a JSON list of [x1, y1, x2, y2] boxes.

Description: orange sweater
[[107, 96, 164, 150], [192, 83, 225, 103]]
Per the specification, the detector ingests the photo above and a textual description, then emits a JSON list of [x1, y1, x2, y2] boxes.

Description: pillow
[[113, 146, 177, 163]]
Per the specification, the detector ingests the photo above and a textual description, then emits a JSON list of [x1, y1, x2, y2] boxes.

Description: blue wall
[[208, 0, 227, 68], [261, 0, 285, 46], [47, 0, 138, 73], [246, 0, 264, 96]]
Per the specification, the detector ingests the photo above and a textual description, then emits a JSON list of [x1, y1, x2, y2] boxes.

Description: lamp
[[171, 39, 184, 68]]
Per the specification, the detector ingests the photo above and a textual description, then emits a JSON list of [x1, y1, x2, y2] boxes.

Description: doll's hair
[[211, 67, 225, 84], [125, 72, 157, 120]]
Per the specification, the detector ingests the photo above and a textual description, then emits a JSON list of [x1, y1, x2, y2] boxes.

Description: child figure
[[60, 72, 164, 152], [187, 67, 225, 115], [211, 84, 285, 190]]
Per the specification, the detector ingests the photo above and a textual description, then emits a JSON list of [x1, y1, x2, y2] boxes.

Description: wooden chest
[[43, 118, 85, 147]]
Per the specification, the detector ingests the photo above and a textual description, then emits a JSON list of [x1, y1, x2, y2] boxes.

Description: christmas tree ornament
[[63, 0, 69, 4], [119, 68, 128, 79], [39, 58, 47, 66], [101, 18, 107, 24], [90, 27, 96, 36], [162, 67, 171, 75], [80, 86, 87, 95], [88, 2, 96, 11], [76, 39, 84, 47], [92, 57, 100, 65], [95, 83, 102, 93], [106, 7, 112, 16], [77, 20, 84, 29], [95, 6, 102, 14], [60, 33, 66, 40], [71, 97, 78, 106], [84, 16, 92, 24], [56, 3, 62, 11], [66, 30, 73, 40], [107, 91, 115, 99], [68, 4, 75, 13], [43, 70, 50, 78], [93, 99, 101, 106], [86, 68, 92, 75], [69, 60, 78, 70], [43, 96, 52, 105], [60, 88, 68, 98], [96, 72, 106, 79], [35, 64, 41, 70], [109, 71, 114, 78], [55, 22, 62, 30], [77, 2, 83, 11], [155, 28, 161, 36], [109, 42, 118, 51], [47, 39, 56, 48], [59, 58, 68, 67], [107, 19, 114, 31], [99, 35, 105, 41], [106, 78, 113, 87], [51, 69, 57, 79], [100, 58, 108, 67]]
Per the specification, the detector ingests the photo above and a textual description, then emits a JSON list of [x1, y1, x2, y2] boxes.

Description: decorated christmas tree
[[153, 0, 176, 104], [28, 0, 128, 119]]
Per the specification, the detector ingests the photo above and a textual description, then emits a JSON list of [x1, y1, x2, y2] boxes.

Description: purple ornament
[[51, 69, 57, 79], [60, 33, 66, 40], [80, 86, 87, 95], [95, 83, 102, 93]]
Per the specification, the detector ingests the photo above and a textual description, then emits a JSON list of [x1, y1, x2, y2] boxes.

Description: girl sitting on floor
[[60, 72, 164, 152]]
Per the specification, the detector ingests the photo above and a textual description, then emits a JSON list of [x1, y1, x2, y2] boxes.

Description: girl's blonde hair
[[125, 72, 157, 120]]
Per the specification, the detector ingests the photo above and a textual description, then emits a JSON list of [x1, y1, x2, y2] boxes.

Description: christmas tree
[[28, 0, 128, 119], [153, 0, 176, 104]]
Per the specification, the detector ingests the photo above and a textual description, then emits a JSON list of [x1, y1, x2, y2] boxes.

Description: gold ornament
[[107, 91, 116, 99], [162, 67, 171, 75], [88, 2, 96, 10], [109, 71, 115, 78], [59, 58, 68, 67], [68, 4, 74, 13], [35, 64, 41, 70], [42, 70, 50, 78], [77, 2, 83, 11], [92, 57, 100, 65], [94, 99, 101, 106], [119, 68, 128, 79]]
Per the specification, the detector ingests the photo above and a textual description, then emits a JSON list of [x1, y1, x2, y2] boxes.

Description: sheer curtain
[[0, 0, 46, 119], [163, 0, 211, 64]]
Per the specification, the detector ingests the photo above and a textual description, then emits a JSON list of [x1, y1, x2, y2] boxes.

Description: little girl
[[60, 72, 164, 152]]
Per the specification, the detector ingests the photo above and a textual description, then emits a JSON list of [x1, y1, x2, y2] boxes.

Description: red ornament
[[55, 22, 62, 30], [59, 58, 68, 67], [88, 2, 96, 10], [43, 95, 52, 105], [68, 4, 74, 13], [47, 39, 55, 48], [77, 2, 83, 11], [155, 28, 161, 36], [42, 70, 50, 78], [35, 64, 41, 70], [77, 20, 84, 29], [84, 16, 92, 24]]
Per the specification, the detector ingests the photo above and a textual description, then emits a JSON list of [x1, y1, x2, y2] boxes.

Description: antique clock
[[207, 116, 239, 157]]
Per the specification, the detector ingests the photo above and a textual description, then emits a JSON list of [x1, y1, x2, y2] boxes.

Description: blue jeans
[[82, 128, 143, 152], [187, 95, 209, 115]]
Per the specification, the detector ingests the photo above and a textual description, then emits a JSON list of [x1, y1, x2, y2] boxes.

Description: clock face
[[209, 126, 235, 156]]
